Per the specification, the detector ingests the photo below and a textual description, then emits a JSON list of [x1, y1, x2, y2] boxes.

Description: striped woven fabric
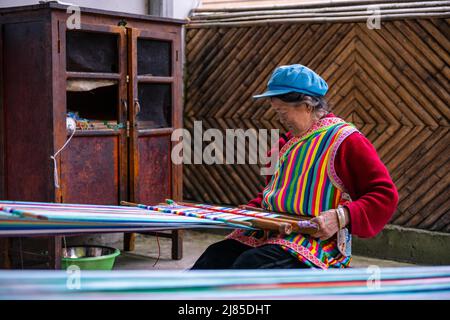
[[148, 202, 317, 231], [149, 203, 274, 223], [0, 266, 449, 299], [0, 201, 252, 236]]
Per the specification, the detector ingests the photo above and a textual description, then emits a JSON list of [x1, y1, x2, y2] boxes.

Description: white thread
[[51, 118, 76, 188]]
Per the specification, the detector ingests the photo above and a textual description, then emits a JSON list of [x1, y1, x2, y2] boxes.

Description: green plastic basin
[[61, 245, 120, 270]]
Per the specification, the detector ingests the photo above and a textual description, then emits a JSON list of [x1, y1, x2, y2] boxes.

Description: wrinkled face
[[270, 97, 313, 134]]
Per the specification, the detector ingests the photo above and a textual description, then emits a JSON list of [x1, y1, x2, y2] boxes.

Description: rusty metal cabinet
[[0, 3, 184, 268]]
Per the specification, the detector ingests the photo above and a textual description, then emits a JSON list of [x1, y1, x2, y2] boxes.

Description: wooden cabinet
[[0, 3, 184, 268]]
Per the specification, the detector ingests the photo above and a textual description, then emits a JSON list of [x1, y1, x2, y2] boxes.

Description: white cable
[[51, 118, 76, 188]]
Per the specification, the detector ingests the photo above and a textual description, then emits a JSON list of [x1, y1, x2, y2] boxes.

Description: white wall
[[0, 0, 148, 15], [173, 0, 201, 19], [0, 0, 202, 18]]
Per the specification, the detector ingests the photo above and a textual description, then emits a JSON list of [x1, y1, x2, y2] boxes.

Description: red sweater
[[248, 114, 399, 238]]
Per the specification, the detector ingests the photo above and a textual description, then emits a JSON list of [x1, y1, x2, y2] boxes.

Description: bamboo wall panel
[[184, 18, 450, 233]]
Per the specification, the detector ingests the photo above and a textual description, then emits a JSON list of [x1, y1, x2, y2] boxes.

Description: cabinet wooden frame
[[0, 3, 185, 268]]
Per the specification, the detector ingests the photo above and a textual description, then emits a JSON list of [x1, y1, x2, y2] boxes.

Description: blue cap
[[253, 64, 328, 99]]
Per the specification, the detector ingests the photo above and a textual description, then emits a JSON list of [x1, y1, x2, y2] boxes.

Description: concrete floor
[[113, 230, 414, 270]]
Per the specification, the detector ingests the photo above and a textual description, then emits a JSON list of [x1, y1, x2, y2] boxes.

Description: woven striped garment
[[228, 117, 359, 269]]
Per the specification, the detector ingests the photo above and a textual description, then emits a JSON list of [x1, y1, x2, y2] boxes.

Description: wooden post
[[0, 238, 11, 269], [124, 233, 136, 252], [171, 230, 183, 260], [48, 236, 62, 270]]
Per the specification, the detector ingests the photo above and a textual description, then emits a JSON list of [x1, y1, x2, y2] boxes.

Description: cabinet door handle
[[121, 99, 128, 133], [134, 99, 141, 116]]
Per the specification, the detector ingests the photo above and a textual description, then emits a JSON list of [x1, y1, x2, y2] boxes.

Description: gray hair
[[298, 95, 330, 120], [272, 92, 331, 120]]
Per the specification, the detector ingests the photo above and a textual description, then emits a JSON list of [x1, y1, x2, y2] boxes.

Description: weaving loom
[[0, 200, 318, 236], [0, 266, 449, 299], [0, 201, 244, 236]]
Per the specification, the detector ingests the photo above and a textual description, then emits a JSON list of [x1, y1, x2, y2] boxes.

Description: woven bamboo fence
[[183, 1, 450, 233]]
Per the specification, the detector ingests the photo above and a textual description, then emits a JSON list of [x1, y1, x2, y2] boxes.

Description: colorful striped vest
[[228, 117, 359, 269]]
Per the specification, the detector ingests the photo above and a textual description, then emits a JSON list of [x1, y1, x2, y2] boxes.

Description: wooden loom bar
[[175, 201, 319, 235], [121, 200, 269, 232], [121, 201, 319, 235], [237, 204, 308, 221], [121, 201, 294, 235]]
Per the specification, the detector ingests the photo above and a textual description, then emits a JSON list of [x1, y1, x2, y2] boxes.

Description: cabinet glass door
[[60, 23, 128, 205], [137, 83, 172, 129], [137, 38, 171, 77], [127, 28, 180, 205]]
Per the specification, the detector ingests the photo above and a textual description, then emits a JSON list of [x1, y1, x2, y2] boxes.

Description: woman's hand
[[310, 208, 349, 241]]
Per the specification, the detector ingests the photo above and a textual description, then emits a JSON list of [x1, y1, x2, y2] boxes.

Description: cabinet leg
[[171, 230, 183, 260], [49, 236, 62, 270], [124, 233, 136, 252], [0, 238, 11, 269]]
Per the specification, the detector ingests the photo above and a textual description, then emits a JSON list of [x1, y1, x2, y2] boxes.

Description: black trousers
[[191, 239, 310, 269]]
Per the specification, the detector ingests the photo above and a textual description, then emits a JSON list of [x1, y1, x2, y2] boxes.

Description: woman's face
[[270, 97, 314, 135]]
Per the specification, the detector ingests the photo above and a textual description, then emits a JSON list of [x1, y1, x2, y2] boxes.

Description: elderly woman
[[191, 64, 398, 270]]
